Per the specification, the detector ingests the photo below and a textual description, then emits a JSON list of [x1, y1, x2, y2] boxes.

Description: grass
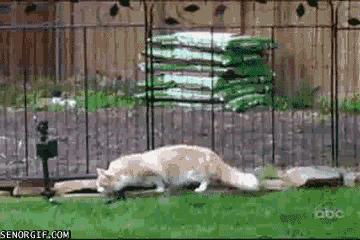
[[0, 188, 359, 238]]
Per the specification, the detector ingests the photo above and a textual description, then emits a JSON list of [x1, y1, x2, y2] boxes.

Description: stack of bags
[[136, 32, 277, 112]]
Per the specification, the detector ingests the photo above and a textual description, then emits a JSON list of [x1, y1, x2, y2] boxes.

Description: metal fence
[[0, 0, 360, 181]]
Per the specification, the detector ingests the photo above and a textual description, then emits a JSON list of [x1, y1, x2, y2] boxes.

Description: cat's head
[[96, 168, 117, 196]]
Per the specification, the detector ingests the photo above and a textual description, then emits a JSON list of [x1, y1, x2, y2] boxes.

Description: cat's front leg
[[195, 180, 209, 192], [153, 177, 166, 193], [115, 190, 126, 200], [105, 190, 126, 204]]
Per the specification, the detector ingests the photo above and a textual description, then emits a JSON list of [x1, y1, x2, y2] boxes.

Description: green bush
[[290, 83, 320, 109], [318, 96, 331, 114], [317, 94, 360, 114], [340, 93, 360, 113], [0, 84, 22, 107], [264, 95, 290, 111], [16, 90, 47, 111], [263, 82, 320, 111]]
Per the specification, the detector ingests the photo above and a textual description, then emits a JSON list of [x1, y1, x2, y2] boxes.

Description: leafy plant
[[184, 4, 200, 13], [110, 4, 119, 17], [296, 3, 305, 17], [48, 104, 66, 112], [260, 164, 279, 180], [290, 82, 320, 109], [0, 84, 22, 107], [264, 82, 320, 111], [265, 95, 290, 111], [317, 94, 360, 114], [165, 17, 180, 25], [318, 96, 331, 115], [16, 90, 45, 110], [340, 93, 360, 113], [75, 90, 136, 112]]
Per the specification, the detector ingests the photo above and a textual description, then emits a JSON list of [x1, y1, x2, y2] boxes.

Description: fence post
[[330, 1, 335, 167], [83, 27, 90, 174], [334, 6, 339, 168], [329, 1, 340, 168], [150, 4, 155, 150], [22, 28, 29, 176], [271, 26, 276, 166]]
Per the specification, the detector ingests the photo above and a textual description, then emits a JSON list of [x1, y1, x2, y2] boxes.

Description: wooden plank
[[253, 0, 275, 27]]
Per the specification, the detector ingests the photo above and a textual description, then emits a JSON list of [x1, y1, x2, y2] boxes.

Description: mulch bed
[[0, 107, 359, 179]]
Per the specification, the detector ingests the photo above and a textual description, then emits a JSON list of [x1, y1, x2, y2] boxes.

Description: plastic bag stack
[[136, 32, 277, 112]]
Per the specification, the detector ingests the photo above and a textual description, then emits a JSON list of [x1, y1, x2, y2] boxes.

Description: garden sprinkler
[[36, 120, 59, 204]]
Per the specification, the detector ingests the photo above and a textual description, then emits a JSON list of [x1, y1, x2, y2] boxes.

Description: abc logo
[[314, 208, 344, 219]]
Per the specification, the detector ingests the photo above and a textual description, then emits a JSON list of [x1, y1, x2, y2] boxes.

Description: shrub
[[260, 164, 279, 180], [75, 90, 136, 112], [290, 83, 320, 109]]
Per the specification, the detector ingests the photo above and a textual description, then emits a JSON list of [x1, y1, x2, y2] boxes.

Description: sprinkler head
[[37, 121, 49, 136]]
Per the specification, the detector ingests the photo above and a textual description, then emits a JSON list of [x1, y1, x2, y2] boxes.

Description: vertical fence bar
[[271, 26, 276, 165], [22, 28, 29, 176], [149, 5, 155, 150], [330, 2, 335, 167], [2, 70, 8, 176], [83, 27, 90, 174], [334, 7, 339, 167], [144, 1, 150, 150], [210, 26, 215, 151]]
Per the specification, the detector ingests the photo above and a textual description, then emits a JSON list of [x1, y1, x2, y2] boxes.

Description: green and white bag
[[215, 76, 272, 90], [226, 93, 266, 112], [138, 63, 227, 74], [135, 88, 220, 101], [145, 48, 264, 66], [215, 84, 272, 101], [151, 32, 276, 52]]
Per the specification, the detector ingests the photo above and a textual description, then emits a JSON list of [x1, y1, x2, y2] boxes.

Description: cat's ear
[[104, 171, 115, 178], [96, 168, 106, 176]]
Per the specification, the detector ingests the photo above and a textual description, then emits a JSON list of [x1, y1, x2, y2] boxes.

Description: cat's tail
[[217, 162, 260, 191]]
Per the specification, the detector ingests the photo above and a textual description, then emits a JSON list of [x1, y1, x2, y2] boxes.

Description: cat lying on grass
[[96, 144, 259, 201]]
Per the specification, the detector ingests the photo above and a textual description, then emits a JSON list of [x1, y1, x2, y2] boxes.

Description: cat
[[96, 144, 259, 197]]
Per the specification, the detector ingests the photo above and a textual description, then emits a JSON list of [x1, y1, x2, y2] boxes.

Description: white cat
[[96, 144, 259, 196]]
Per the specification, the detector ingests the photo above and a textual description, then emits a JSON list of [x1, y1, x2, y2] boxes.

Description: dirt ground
[[0, 106, 359, 179]]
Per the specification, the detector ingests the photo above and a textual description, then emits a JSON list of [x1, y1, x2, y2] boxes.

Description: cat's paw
[[155, 187, 165, 193], [194, 187, 206, 193], [195, 181, 208, 192]]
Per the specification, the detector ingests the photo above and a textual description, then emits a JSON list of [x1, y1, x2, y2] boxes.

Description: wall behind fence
[[0, 1, 359, 98]]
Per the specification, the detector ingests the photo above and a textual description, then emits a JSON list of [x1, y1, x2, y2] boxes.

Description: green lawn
[[0, 188, 359, 239]]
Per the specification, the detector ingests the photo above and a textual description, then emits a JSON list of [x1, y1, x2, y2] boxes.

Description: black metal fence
[[0, 0, 360, 181]]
